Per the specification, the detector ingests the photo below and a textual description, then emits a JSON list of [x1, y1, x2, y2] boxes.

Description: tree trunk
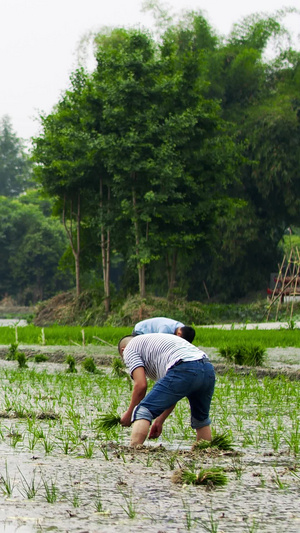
[[166, 250, 178, 299], [62, 193, 81, 297], [100, 178, 111, 314], [132, 183, 146, 298]]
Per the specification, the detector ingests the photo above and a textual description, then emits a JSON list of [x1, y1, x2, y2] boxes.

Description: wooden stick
[[93, 336, 116, 348]]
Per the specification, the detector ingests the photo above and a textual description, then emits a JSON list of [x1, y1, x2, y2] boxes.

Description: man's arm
[[120, 366, 147, 426], [148, 404, 176, 439]]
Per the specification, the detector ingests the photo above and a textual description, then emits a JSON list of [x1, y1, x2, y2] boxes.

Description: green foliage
[[0, 196, 70, 302], [34, 354, 49, 363], [0, 115, 32, 197], [16, 352, 28, 369], [176, 467, 228, 487], [95, 413, 121, 431], [6, 343, 28, 368], [219, 344, 266, 366], [1, 321, 300, 348], [81, 357, 98, 373], [112, 357, 127, 377], [195, 432, 234, 451], [6, 342, 19, 361], [65, 355, 77, 373]]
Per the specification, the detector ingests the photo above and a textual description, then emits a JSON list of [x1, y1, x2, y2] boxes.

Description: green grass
[[1, 324, 300, 348]]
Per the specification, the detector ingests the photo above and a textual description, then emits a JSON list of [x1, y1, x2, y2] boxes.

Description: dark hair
[[180, 326, 196, 343], [117, 335, 134, 355]]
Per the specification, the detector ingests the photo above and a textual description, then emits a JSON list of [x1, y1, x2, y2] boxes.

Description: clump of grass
[[172, 466, 227, 487], [6, 342, 19, 361], [112, 357, 127, 377], [65, 355, 77, 373], [16, 352, 28, 368], [112, 357, 132, 390], [194, 432, 234, 451], [219, 344, 266, 366], [82, 357, 99, 373], [6, 343, 28, 368], [95, 412, 121, 431], [34, 354, 49, 363]]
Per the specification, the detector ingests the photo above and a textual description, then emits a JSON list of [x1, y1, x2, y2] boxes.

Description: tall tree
[[32, 69, 95, 297], [0, 116, 31, 196]]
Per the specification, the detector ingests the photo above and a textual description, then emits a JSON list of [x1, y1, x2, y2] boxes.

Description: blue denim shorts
[[132, 359, 215, 429]]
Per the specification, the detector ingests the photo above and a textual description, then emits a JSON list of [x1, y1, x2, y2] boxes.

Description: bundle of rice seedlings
[[172, 467, 227, 486], [175, 467, 227, 486], [112, 357, 127, 377], [96, 412, 121, 431], [196, 467, 227, 486], [112, 357, 132, 390], [194, 432, 234, 451], [211, 432, 234, 451]]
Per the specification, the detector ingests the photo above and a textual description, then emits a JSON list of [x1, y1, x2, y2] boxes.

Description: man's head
[[118, 335, 134, 357], [175, 326, 196, 343]]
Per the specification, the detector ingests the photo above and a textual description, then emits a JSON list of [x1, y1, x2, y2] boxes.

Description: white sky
[[0, 0, 299, 144]]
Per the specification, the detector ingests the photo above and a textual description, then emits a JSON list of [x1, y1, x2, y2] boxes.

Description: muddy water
[[0, 343, 298, 532]]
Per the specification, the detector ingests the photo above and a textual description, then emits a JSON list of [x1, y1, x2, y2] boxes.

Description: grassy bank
[[1, 325, 300, 348]]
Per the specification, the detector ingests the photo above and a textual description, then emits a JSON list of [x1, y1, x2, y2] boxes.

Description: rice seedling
[[273, 469, 287, 490], [99, 443, 110, 461], [231, 455, 244, 480], [284, 420, 299, 456], [182, 499, 198, 530], [198, 505, 220, 533], [16, 351, 28, 368], [0, 461, 15, 496], [18, 468, 39, 499], [165, 450, 180, 470], [172, 466, 227, 487], [194, 432, 234, 451], [6, 342, 19, 361], [43, 435, 55, 454], [65, 355, 77, 373], [34, 354, 49, 363], [81, 357, 99, 374], [95, 412, 121, 431], [111, 357, 132, 389], [219, 344, 266, 366], [10, 430, 23, 448], [42, 476, 58, 503], [119, 488, 137, 518], [245, 518, 260, 532], [82, 440, 95, 458]]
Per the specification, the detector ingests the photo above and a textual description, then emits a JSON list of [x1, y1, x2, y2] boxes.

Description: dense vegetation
[[1, 6, 300, 310]]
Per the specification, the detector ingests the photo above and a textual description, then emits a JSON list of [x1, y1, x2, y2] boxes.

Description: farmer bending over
[[118, 333, 215, 447], [132, 317, 195, 343]]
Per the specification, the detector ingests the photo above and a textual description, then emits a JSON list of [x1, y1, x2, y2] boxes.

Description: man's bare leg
[[196, 425, 212, 442], [130, 419, 150, 446]]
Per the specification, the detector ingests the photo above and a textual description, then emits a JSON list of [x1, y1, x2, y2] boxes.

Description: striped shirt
[[123, 333, 208, 381]]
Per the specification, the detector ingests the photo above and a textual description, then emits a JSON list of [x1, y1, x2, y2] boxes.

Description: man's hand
[[148, 420, 163, 439], [120, 411, 132, 427]]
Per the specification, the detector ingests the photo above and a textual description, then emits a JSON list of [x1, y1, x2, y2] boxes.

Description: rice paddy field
[[0, 325, 299, 532]]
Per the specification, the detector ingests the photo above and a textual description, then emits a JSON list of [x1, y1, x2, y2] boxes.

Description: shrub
[[219, 344, 266, 366]]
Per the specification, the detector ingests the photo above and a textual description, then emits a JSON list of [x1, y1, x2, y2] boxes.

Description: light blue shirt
[[134, 317, 184, 335]]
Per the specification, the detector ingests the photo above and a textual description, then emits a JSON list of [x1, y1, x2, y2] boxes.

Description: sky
[[1, 0, 299, 145]]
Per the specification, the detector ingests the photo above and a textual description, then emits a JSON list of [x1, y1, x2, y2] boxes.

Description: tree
[[0, 116, 32, 196], [0, 196, 70, 302], [32, 69, 96, 297]]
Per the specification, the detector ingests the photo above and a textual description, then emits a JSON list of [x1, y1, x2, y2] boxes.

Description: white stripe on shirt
[[123, 333, 208, 381]]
